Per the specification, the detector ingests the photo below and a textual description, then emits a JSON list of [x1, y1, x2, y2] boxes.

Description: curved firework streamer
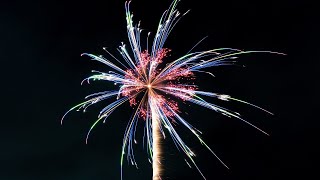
[[62, 0, 285, 179]]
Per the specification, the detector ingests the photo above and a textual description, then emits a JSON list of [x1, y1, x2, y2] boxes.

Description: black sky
[[1, 0, 318, 179]]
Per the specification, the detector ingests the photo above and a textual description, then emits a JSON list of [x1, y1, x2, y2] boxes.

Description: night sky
[[1, 0, 317, 179]]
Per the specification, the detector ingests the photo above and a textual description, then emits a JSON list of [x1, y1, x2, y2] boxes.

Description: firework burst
[[61, 0, 284, 179]]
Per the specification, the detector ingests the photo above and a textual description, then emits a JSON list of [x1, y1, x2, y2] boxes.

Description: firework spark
[[62, 0, 284, 179]]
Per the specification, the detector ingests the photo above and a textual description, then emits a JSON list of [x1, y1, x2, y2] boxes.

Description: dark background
[[1, 0, 317, 179]]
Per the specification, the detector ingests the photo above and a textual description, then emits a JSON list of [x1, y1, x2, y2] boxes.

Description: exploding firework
[[61, 0, 284, 179]]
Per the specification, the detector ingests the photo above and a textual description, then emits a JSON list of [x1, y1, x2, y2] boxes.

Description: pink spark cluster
[[121, 48, 196, 119]]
